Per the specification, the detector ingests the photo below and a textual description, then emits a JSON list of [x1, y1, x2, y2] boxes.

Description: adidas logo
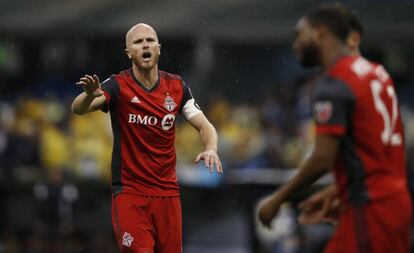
[[130, 96, 140, 103]]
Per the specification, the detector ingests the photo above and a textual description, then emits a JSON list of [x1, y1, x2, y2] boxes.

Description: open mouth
[[143, 52, 152, 59]]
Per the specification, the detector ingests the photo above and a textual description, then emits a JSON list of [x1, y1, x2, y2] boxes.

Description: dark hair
[[305, 3, 363, 42], [349, 10, 364, 37]]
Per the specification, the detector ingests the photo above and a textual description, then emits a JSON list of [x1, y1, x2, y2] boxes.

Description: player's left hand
[[195, 149, 223, 174], [298, 186, 341, 225]]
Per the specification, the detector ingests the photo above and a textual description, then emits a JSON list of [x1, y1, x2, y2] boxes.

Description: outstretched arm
[[71, 74, 106, 115], [257, 135, 339, 227], [187, 113, 223, 174]]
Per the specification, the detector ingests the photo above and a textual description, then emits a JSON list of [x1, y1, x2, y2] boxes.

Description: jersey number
[[370, 80, 402, 146]]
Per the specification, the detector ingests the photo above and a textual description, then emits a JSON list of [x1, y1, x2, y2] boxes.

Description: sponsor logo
[[128, 113, 175, 131], [130, 96, 141, 103], [164, 95, 177, 112], [161, 114, 175, 130], [122, 232, 134, 247], [314, 101, 333, 123], [128, 114, 157, 125]]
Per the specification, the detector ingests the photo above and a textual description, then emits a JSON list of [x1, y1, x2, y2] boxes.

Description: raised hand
[[76, 74, 104, 98]]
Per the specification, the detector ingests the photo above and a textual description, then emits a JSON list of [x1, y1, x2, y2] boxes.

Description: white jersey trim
[[182, 98, 202, 120]]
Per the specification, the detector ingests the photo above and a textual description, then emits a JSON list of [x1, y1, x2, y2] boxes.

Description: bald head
[[124, 23, 161, 71], [125, 23, 159, 49]]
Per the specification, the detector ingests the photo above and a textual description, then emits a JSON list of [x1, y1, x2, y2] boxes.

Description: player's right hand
[[76, 74, 104, 98], [257, 194, 281, 228]]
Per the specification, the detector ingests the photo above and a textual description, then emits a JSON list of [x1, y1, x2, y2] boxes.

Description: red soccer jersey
[[312, 56, 409, 204], [101, 69, 201, 197]]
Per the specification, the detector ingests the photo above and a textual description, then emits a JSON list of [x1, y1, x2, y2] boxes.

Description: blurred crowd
[[0, 77, 313, 185], [3, 75, 414, 184]]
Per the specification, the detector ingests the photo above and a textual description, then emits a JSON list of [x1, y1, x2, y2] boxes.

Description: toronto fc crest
[[164, 95, 177, 112]]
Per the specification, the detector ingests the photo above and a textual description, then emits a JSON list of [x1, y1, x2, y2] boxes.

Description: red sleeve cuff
[[316, 125, 346, 136], [101, 91, 111, 113]]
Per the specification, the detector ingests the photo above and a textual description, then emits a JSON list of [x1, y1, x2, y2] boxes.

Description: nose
[[142, 40, 150, 49]]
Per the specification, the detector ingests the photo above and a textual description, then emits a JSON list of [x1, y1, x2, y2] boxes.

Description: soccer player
[[258, 4, 412, 253], [71, 23, 223, 253], [298, 5, 364, 226]]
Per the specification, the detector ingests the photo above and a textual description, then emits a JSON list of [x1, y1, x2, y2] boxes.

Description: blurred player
[[298, 5, 364, 226], [258, 4, 412, 253], [71, 23, 223, 253]]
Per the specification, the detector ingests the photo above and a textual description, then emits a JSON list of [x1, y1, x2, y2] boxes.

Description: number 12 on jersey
[[370, 80, 402, 146]]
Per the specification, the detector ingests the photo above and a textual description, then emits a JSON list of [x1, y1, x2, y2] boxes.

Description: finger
[[216, 159, 223, 174], [301, 218, 318, 225], [320, 196, 331, 216], [298, 215, 309, 224], [93, 74, 100, 84], [85, 75, 95, 84], [205, 157, 212, 173], [298, 200, 307, 210], [209, 157, 214, 173], [322, 217, 338, 226], [194, 153, 202, 163], [79, 77, 90, 84], [76, 81, 87, 86], [298, 199, 313, 210], [298, 212, 317, 225]]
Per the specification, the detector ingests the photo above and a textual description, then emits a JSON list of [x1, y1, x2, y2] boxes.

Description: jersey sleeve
[[100, 75, 119, 113], [179, 81, 202, 120], [312, 76, 355, 136]]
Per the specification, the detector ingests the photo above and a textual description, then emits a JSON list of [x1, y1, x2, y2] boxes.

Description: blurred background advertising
[[0, 0, 414, 252]]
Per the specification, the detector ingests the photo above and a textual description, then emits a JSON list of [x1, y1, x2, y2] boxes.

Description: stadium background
[[0, 0, 414, 252]]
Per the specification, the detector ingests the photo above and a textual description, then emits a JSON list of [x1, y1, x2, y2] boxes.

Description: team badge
[[164, 95, 177, 112], [314, 101, 333, 123], [122, 232, 134, 247]]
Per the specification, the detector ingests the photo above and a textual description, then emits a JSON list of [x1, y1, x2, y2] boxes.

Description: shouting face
[[292, 17, 321, 67], [125, 24, 161, 71]]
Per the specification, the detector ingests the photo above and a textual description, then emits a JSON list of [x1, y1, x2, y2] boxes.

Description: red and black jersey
[[101, 69, 201, 197], [312, 56, 408, 205]]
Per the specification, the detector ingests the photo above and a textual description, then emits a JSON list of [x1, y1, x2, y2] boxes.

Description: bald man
[[72, 23, 223, 253]]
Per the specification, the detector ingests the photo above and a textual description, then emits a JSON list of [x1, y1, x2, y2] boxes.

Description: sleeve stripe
[[101, 91, 111, 113]]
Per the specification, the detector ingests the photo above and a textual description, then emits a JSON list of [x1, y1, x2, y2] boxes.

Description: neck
[[132, 64, 159, 89], [320, 41, 351, 70]]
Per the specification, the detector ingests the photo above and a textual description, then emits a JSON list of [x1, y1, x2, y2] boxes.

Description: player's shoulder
[[113, 68, 133, 79], [313, 75, 355, 100], [102, 69, 131, 83], [330, 56, 392, 87], [328, 56, 376, 88], [329, 56, 368, 77], [159, 70, 183, 81]]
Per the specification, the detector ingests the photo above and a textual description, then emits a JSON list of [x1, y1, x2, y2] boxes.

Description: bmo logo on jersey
[[128, 113, 175, 131], [128, 114, 158, 125]]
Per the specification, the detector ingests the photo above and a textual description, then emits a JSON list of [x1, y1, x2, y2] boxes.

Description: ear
[[346, 31, 361, 52], [158, 43, 161, 55], [125, 48, 131, 59]]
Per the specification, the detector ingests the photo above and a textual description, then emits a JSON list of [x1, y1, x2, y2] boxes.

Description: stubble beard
[[132, 53, 159, 71], [299, 42, 321, 68]]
